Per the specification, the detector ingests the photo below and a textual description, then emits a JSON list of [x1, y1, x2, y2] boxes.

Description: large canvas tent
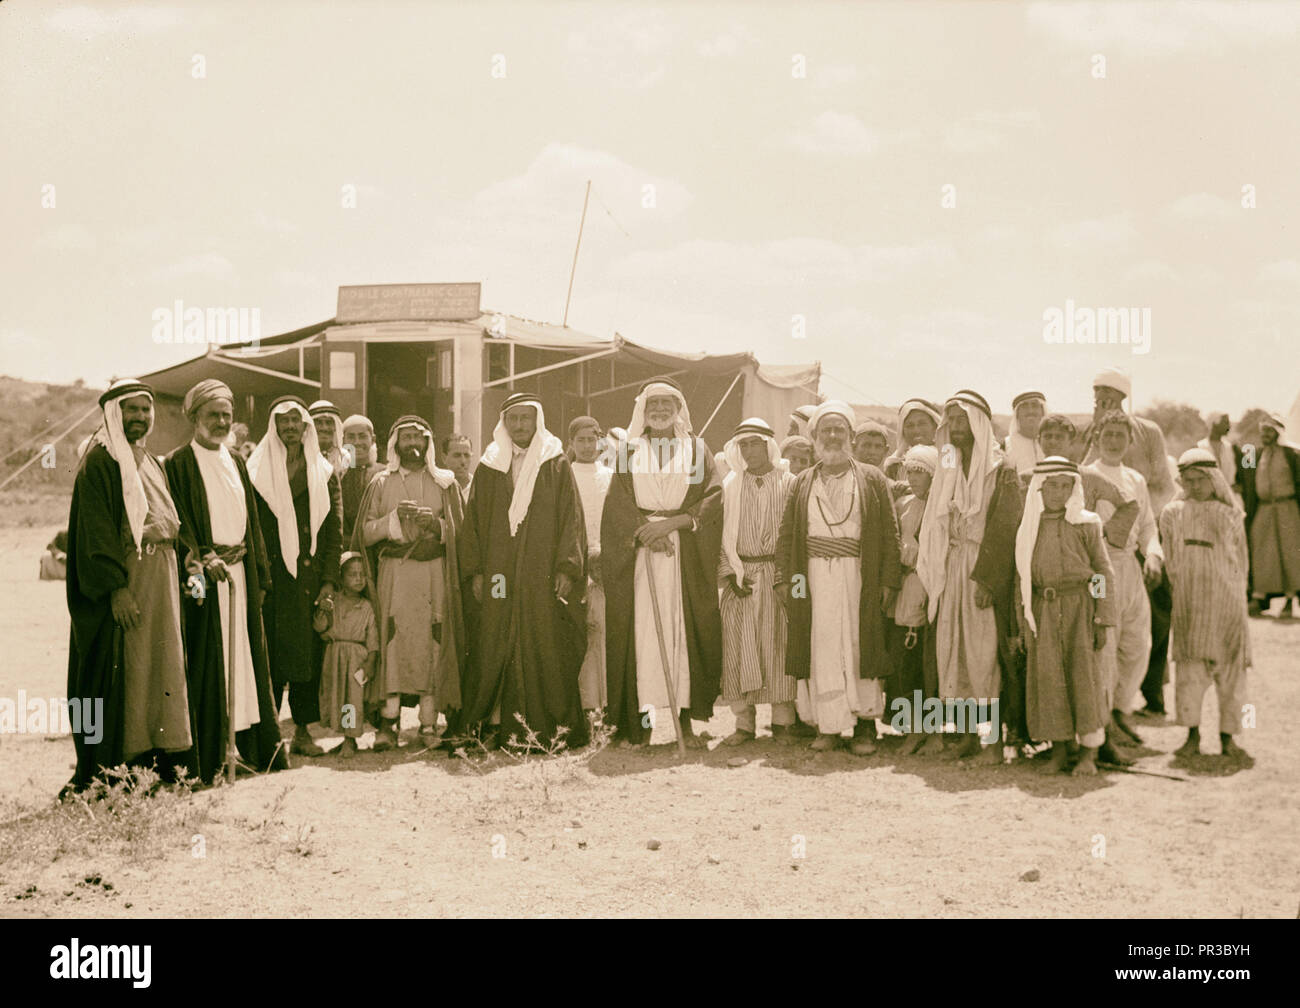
[[138, 283, 821, 456]]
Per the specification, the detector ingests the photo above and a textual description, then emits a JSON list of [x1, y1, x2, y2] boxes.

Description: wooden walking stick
[[226, 574, 239, 784], [642, 542, 687, 757]]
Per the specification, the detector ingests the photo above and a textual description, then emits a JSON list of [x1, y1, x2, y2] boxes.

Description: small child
[[1159, 449, 1250, 759], [1012, 458, 1116, 775], [888, 445, 941, 753], [314, 552, 379, 757]]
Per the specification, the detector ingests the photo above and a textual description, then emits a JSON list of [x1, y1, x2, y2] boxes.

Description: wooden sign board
[[336, 283, 481, 323]]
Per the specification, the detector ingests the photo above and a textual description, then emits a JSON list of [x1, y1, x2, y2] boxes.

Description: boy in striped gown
[[718, 419, 798, 744], [1159, 449, 1251, 759]]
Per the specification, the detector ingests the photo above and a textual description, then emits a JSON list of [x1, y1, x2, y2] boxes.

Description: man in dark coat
[[247, 395, 343, 757], [775, 400, 902, 755], [163, 379, 290, 784], [339, 413, 384, 542], [917, 390, 1023, 763], [64, 379, 193, 793], [458, 393, 588, 749], [601, 378, 723, 747]]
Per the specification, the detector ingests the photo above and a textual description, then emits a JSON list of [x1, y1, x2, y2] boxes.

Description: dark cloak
[[601, 437, 722, 743], [774, 459, 903, 683], [458, 453, 588, 748], [65, 445, 133, 789], [163, 444, 290, 784]]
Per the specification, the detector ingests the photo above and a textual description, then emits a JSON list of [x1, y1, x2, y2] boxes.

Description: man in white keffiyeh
[[916, 390, 1024, 762], [457, 393, 589, 750], [718, 418, 799, 745], [65, 379, 192, 793], [248, 396, 343, 757]]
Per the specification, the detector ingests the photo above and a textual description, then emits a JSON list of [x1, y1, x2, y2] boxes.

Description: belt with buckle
[[1033, 582, 1088, 602], [142, 539, 175, 556]]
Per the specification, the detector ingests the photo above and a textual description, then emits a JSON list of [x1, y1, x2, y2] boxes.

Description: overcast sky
[[3, 0, 1299, 417]]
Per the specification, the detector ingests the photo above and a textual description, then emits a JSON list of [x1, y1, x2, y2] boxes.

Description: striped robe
[[719, 469, 797, 705], [1159, 497, 1251, 670]]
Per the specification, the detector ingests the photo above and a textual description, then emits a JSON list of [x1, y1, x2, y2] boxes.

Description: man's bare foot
[[721, 730, 754, 747], [1174, 729, 1200, 758], [1098, 737, 1135, 766], [953, 733, 981, 760], [1111, 711, 1143, 746], [1220, 735, 1247, 759], [810, 733, 840, 752], [1071, 747, 1098, 776], [1040, 743, 1070, 774], [968, 743, 1003, 766], [905, 733, 930, 755]]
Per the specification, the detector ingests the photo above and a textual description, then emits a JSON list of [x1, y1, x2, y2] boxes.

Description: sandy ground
[[2, 520, 1297, 918]]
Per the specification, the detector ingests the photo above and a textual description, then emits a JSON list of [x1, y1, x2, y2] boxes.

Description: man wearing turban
[[776, 400, 902, 755], [1240, 412, 1300, 617], [164, 379, 288, 782]]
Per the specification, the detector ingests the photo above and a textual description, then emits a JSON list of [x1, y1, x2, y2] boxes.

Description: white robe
[[192, 441, 261, 731], [795, 469, 884, 734], [573, 460, 612, 710]]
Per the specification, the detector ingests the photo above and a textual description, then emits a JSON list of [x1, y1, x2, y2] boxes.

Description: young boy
[[1012, 458, 1116, 775], [1082, 411, 1163, 758], [887, 445, 941, 754], [853, 421, 891, 470], [1159, 449, 1250, 759]]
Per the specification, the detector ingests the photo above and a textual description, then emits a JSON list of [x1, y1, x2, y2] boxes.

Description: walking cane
[[226, 574, 239, 784], [642, 544, 688, 757]]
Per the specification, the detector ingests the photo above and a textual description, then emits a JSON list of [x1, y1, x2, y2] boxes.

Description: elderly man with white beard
[[775, 401, 902, 754]]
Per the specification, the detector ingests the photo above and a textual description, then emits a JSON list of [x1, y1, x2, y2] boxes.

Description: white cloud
[[1051, 213, 1138, 255], [566, 9, 670, 89], [787, 111, 879, 155], [1167, 192, 1236, 222], [1026, 2, 1300, 56], [146, 253, 237, 284], [696, 23, 758, 59], [47, 5, 182, 37], [35, 225, 97, 252]]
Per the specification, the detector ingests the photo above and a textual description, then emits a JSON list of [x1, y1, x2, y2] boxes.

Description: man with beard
[[339, 414, 384, 542], [309, 400, 348, 478], [1241, 413, 1300, 618], [65, 379, 193, 793], [917, 390, 1023, 763], [353, 416, 466, 749], [458, 393, 587, 749], [719, 419, 799, 744], [776, 401, 901, 754], [248, 396, 343, 757], [603, 379, 723, 748], [568, 416, 612, 717], [164, 379, 289, 783]]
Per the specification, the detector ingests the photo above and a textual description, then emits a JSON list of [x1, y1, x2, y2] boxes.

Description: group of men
[[64, 364, 1287, 792]]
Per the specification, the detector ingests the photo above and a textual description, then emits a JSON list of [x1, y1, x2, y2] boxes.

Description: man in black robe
[[458, 392, 588, 750], [64, 379, 192, 793], [163, 379, 290, 784], [247, 395, 343, 757], [601, 378, 723, 747]]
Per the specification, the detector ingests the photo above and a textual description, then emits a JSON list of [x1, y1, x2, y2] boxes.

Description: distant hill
[[0, 376, 104, 492]]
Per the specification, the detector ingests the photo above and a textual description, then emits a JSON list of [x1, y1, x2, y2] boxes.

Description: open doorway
[[366, 340, 454, 462]]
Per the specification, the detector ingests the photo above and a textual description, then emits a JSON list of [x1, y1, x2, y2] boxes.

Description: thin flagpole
[[563, 180, 591, 327]]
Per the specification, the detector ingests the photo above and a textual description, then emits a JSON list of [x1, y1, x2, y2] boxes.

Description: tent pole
[[563, 180, 591, 327], [697, 372, 744, 439]]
